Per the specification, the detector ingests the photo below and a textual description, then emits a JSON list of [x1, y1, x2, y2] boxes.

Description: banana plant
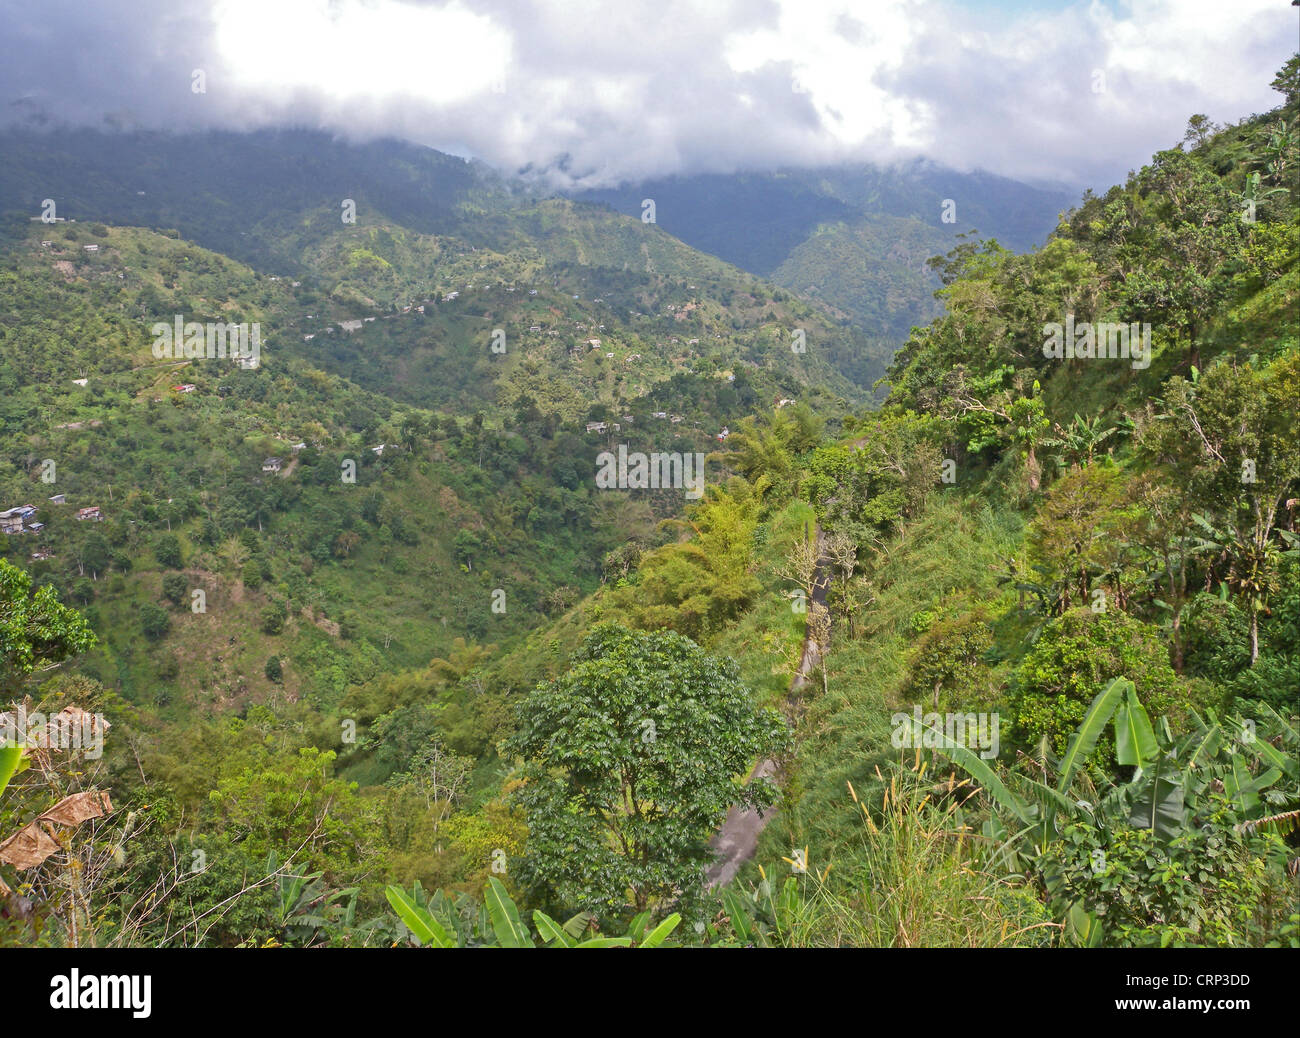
[[921, 677, 1295, 857], [0, 744, 25, 800], [384, 876, 681, 948], [912, 678, 1139, 855]]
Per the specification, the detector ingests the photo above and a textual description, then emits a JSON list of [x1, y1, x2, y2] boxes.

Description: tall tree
[[506, 623, 788, 917]]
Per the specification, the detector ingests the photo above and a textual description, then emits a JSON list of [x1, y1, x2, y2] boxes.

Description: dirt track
[[704, 527, 828, 891]]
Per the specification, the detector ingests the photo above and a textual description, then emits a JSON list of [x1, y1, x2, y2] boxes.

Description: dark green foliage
[[153, 533, 183, 569], [506, 623, 790, 917], [140, 602, 171, 641]]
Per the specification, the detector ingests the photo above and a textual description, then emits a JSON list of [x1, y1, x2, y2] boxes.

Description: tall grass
[[762, 755, 1055, 947]]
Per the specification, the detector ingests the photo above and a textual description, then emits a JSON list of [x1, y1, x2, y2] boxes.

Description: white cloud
[[0, 0, 1292, 188]]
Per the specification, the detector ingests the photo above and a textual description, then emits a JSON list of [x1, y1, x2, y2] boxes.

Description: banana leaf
[[1058, 678, 1130, 792], [484, 876, 533, 948], [1114, 685, 1159, 769], [1128, 757, 1185, 841]]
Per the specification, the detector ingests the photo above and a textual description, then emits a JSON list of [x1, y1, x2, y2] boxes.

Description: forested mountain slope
[[0, 61, 1296, 950]]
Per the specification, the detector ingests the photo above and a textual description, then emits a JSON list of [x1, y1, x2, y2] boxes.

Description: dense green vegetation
[[1, 61, 1297, 949]]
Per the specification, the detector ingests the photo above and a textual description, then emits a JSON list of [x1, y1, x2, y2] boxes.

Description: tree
[[1150, 354, 1300, 661], [1270, 53, 1300, 108], [506, 623, 789, 918], [1181, 114, 1217, 150], [260, 600, 287, 636], [140, 603, 171, 641], [0, 559, 96, 692], [612, 478, 765, 642], [154, 533, 184, 569], [162, 572, 189, 606]]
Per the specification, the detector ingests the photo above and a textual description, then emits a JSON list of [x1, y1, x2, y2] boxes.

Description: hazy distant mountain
[[573, 163, 1076, 340]]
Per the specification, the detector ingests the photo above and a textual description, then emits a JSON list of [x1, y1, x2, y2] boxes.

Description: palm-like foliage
[[384, 877, 681, 948]]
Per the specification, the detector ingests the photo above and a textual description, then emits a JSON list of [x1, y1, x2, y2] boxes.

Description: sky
[[0, 0, 1294, 190]]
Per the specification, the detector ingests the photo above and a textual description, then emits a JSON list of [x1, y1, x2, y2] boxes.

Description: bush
[[265, 656, 283, 683], [260, 599, 287, 635], [1009, 608, 1183, 757], [141, 602, 171, 640], [154, 534, 184, 569], [162, 572, 189, 606]]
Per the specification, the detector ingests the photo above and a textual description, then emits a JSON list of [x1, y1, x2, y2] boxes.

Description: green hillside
[[1, 60, 1297, 950]]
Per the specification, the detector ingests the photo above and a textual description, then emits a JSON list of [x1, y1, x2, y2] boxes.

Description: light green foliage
[[0, 558, 96, 691], [1011, 609, 1184, 756]]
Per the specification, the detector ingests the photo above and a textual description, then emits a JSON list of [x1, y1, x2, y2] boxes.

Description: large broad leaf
[[532, 911, 575, 947], [385, 885, 455, 947], [1176, 711, 1223, 770], [1237, 714, 1299, 780], [911, 717, 1031, 824], [1057, 678, 1130, 793], [1114, 686, 1159, 769], [484, 877, 533, 948], [1224, 757, 1282, 816], [0, 745, 24, 800], [1014, 774, 1082, 851], [637, 913, 682, 948], [1128, 757, 1185, 841], [574, 937, 634, 948], [721, 890, 752, 943], [564, 911, 597, 940], [1066, 902, 1104, 947]]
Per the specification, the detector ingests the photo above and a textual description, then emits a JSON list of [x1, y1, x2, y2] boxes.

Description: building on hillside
[[48, 494, 66, 504], [76, 506, 102, 521], [262, 458, 282, 473], [0, 510, 25, 535], [585, 422, 607, 434]]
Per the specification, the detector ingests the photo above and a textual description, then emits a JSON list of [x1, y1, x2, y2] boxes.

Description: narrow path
[[704, 527, 829, 891]]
